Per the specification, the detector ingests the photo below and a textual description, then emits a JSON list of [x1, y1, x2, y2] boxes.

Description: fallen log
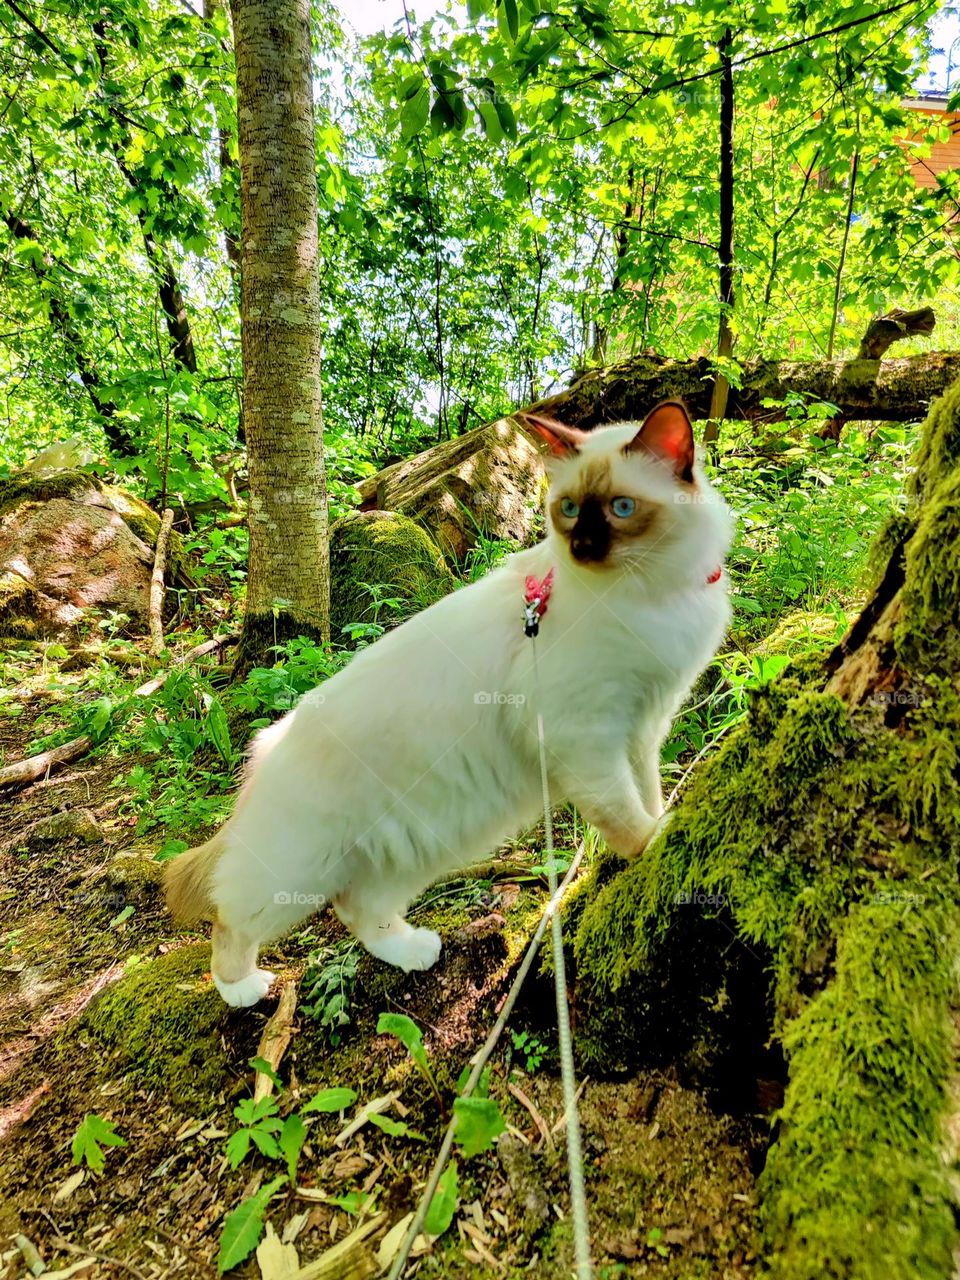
[[354, 351, 958, 558], [527, 350, 960, 427]]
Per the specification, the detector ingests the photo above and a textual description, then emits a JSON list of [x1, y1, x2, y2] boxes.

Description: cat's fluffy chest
[[508, 549, 728, 692]]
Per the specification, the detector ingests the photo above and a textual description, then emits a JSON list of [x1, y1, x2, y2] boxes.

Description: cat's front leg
[[334, 895, 442, 972], [560, 758, 659, 858]]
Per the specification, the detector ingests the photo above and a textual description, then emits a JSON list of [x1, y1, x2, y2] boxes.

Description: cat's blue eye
[[611, 496, 636, 518], [560, 498, 579, 519]]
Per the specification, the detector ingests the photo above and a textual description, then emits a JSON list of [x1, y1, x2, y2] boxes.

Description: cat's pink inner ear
[[517, 412, 586, 458], [628, 400, 695, 481]]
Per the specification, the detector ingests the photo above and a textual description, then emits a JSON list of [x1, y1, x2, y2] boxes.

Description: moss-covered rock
[[329, 509, 455, 640], [572, 377, 960, 1278], [354, 417, 545, 560], [0, 470, 193, 638], [83, 943, 229, 1107]]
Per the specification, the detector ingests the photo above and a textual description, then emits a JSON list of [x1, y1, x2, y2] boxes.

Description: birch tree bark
[[229, 0, 330, 670]]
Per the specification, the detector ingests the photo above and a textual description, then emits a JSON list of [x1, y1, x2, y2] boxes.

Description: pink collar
[[522, 565, 721, 638]]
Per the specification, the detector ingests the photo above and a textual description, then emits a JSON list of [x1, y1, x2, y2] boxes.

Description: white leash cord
[[533, 639, 593, 1280]]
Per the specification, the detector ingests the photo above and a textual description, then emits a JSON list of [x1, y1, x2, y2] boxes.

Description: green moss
[[907, 373, 960, 505], [0, 469, 94, 512], [102, 484, 189, 578], [751, 609, 848, 661], [83, 943, 229, 1107], [762, 900, 957, 1280], [897, 467, 960, 672], [329, 509, 455, 639]]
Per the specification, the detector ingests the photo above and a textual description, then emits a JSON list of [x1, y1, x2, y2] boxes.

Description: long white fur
[[207, 421, 733, 1005]]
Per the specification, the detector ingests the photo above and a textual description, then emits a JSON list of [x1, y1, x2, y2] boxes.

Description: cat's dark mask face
[[548, 461, 661, 566], [519, 402, 697, 570]]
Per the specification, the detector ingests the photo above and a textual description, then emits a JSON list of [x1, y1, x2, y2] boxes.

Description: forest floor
[[0, 646, 767, 1280]]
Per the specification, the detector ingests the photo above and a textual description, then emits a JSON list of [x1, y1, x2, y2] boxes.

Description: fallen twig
[[254, 981, 298, 1102], [0, 632, 239, 790], [507, 1080, 554, 1149], [149, 507, 174, 656], [14, 1234, 45, 1277]]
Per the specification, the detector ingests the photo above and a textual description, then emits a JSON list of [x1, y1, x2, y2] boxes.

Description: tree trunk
[[570, 376, 960, 1277], [229, 0, 330, 673]]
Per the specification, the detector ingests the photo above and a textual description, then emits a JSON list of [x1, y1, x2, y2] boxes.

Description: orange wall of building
[[905, 106, 960, 188]]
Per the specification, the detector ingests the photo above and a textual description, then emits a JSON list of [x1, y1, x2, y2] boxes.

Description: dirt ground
[[0, 661, 764, 1279]]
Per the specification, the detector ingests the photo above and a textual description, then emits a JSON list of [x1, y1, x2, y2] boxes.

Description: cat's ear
[[516, 412, 587, 459], [625, 400, 695, 483]]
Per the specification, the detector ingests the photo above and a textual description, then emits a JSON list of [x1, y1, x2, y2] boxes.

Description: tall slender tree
[[229, 0, 330, 670]]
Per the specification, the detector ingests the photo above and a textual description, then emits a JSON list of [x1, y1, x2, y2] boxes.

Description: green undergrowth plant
[[217, 1019, 508, 1272], [714, 412, 914, 638], [71, 1113, 126, 1173], [300, 939, 362, 1043], [218, 1061, 361, 1273]]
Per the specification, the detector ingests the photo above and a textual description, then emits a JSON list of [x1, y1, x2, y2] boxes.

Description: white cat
[[165, 401, 733, 1007]]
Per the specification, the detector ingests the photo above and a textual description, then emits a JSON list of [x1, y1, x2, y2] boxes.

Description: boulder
[[329, 510, 456, 639], [355, 417, 545, 561], [0, 470, 192, 638]]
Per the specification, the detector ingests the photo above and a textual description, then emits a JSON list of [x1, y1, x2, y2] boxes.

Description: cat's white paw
[[214, 968, 277, 1008], [370, 927, 442, 973]]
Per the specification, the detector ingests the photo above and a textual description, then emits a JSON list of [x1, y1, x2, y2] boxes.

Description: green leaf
[[279, 1113, 306, 1183], [476, 100, 503, 143], [494, 98, 517, 140], [251, 1129, 281, 1159], [330, 1189, 376, 1215], [217, 1175, 286, 1274], [496, 0, 519, 42], [225, 1129, 252, 1169], [398, 73, 422, 101], [71, 1114, 126, 1173], [300, 1087, 358, 1114], [235, 1096, 280, 1125], [430, 94, 456, 134], [249, 1056, 283, 1090], [206, 696, 233, 762], [423, 1160, 459, 1236], [368, 1113, 426, 1140], [401, 86, 430, 139], [452, 1096, 506, 1156], [376, 1012, 428, 1072]]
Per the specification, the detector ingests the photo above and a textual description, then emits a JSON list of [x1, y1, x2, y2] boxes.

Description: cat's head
[[519, 401, 732, 586]]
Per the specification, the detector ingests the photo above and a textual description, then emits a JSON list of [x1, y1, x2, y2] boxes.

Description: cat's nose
[[571, 537, 607, 562]]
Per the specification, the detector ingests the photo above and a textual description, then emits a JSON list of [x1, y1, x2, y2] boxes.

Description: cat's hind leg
[[334, 891, 441, 973], [211, 919, 277, 1008]]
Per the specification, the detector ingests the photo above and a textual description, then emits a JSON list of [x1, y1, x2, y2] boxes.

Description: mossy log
[[356, 354, 955, 555], [355, 417, 545, 560], [529, 350, 960, 427], [570, 378, 960, 1277]]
